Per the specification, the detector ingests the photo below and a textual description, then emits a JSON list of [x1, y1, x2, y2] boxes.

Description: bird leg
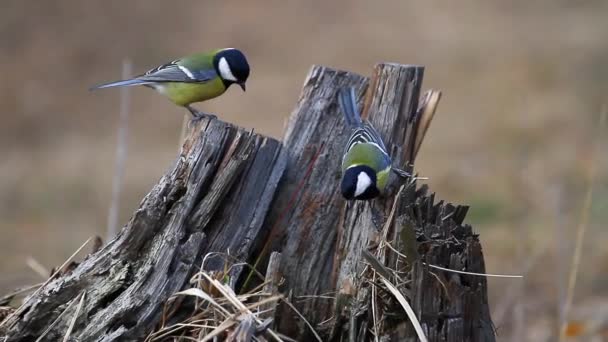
[[392, 167, 428, 182], [186, 105, 217, 120], [385, 167, 416, 198], [392, 167, 412, 179]]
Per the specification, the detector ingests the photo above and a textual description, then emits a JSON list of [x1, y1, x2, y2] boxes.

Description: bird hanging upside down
[[338, 87, 411, 200], [91, 48, 250, 120]]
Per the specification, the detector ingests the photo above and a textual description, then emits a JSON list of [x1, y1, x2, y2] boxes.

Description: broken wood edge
[[262, 252, 282, 321], [0, 117, 285, 341], [414, 90, 442, 160], [329, 63, 426, 340]]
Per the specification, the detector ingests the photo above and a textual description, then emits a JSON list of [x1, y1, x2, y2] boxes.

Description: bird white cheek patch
[[355, 172, 372, 197], [219, 57, 237, 82]]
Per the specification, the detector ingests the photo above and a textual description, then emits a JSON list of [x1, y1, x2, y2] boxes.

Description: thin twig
[[178, 113, 189, 149], [0, 283, 43, 305], [63, 291, 86, 342], [26, 257, 50, 279], [201, 273, 285, 342], [558, 109, 605, 341], [106, 59, 132, 241], [280, 299, 323, 342], [426, 264, 523, 278], [371, 273, 380, 342], [553, 184, 568, 330], [200, 318, 238, 342], [295, 295, 335, 301], [34, 295, 79, 342], [245, 295, 283, 311], [0, 237, 93, 328], [427, 271, 450, 300], [199, 252, 265, 283], [384, 239, 523, 278], [380, 277, 428, 342], [172, 288, 231, 317]]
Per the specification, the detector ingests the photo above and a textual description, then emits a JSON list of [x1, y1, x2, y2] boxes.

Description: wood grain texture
[[1, 63, 495, 342], [0, 119, 285, 341], [396, 183, 494, 342], [262, 66, 369, 338], [330, 64, 429, 341], [266, 64, 494, 341]]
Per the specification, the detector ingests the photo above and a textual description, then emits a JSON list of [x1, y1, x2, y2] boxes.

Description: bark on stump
[[0, 64, 495, 342]]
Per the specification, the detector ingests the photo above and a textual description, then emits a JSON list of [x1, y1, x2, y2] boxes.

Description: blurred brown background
[[1, 0, 607, 339]]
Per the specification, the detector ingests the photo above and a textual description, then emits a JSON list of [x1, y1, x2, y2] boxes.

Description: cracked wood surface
[[265, 64, 495, 341], [0, 119, 285, 341], [1, 64, 495, 342]]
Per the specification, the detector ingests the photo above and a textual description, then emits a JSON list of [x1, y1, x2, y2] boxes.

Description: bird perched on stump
[[91, 48, 250, 119], [339, 87, 411, 200]]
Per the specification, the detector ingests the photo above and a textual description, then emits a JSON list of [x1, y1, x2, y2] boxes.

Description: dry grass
[[0, 237, 93, 328], [145, 253, 306, 342], [380, 278, 427, 342], [33, 295, 79, 342], [558, 110, 606, 341], [62, 291, 86, 342]]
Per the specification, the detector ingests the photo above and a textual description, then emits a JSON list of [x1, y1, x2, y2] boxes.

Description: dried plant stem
[[26, 257, 50, 279], [383, 240, 523, 279], [371, 274, 380, 342], [0, 237, 92, 328], [425, 264, 523, 278], [380, 277, 428, 342], [558, 110, 605, 341], [0, 283, 43, 305], [106, 59, 132, 241], [178, 113, 189, 148], [62, 291, 86, 342], [280, 299, 323, 342], [34, 295, 79, 342], [201, 273, 285, 342]]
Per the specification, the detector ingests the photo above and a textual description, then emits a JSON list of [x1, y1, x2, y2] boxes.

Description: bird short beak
[[239, 83, 246, 92]]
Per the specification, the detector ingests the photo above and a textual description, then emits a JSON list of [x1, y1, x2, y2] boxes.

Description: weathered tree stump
[[0, 120, 285, 341], [0, 64, 495, 341]]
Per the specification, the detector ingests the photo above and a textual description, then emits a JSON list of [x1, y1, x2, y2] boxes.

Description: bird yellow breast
[[160, 79, 227, 106]]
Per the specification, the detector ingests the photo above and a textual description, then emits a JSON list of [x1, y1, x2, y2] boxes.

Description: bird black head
[[341, 165, 380, 200], [214, 48, 250, 91]]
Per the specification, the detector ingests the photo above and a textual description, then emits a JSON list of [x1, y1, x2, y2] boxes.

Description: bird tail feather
[[89, 78, 152, 90], [338, 87, 363, 127]]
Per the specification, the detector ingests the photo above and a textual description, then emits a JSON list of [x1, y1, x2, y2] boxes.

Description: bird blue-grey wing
[[338, 87, 363, 127], [362, 122, 388, 152], [371, 145, 393, 170], [90, 78, 155, 90], [188, 68, 217, 82], [339, 86, 389, 151], [344, 122, 389, 154], [138, 64, 216, 83], [143, 59, 181, 75], [91, 62, 217, 90]]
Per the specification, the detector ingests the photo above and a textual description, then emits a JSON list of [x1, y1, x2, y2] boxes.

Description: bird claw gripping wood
[[392, 167, 412, 179]]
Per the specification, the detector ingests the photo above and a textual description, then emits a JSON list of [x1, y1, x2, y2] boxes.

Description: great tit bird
[[339, 87, 410, 200], [91, 48, 250, 119]]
